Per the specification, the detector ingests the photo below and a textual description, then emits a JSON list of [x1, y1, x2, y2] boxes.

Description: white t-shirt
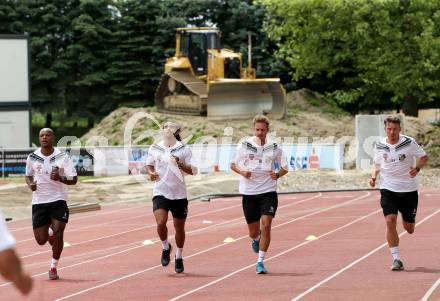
[[146, 141, 192, 200], [233, 137, 287, 195], [0, 212, 15, 252], [374, 135, 426, 192], [25, 148, 77, 205]]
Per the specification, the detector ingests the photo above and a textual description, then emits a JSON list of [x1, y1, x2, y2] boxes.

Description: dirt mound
[[81, 90, 440, 166]]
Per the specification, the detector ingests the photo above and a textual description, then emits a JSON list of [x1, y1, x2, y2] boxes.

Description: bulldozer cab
[[178, 28, 220, 76]]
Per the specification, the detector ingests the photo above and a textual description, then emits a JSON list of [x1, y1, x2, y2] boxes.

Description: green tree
[[260, 0, 440, 116]]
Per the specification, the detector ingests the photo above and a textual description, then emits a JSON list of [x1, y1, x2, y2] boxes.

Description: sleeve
[[62, 156, 77, 177], [373, 146, 382, 167], [0, 212, 15, 252], [232, 144, 245, 165], [410, 139, 426, 158], [277, 148, 288, 170], [182, 147, 192, 166], [25, 156, 34, 176], [146, 149, 155, 166]]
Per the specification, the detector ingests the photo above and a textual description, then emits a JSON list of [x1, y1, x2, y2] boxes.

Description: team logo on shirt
[[383, 154, 388, 161], [249, 154, 255, 160], [398, 154, 406, 162], [36, 164, 43, 174]]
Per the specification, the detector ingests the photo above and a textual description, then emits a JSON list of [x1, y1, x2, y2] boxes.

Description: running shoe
[[175, 258, 184, 273], [391, 259, 404, 271], [161, 244, 172, 267], [48, 268, 59, 280], [256, 262, 267, 274]]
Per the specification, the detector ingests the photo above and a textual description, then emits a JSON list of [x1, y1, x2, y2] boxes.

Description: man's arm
[[0, 249, 32, 295], [25, 176, 37, 191], [369, 165, 380, 187], [270, 167, 288, 180], [410, 155, 428, 177], [231, 163, 251, 179], [146, 165, 159, 181]]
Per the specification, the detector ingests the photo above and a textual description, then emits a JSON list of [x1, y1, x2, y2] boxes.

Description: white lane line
[[18, 203, 242, 259], [420, 278, 440, 301], [168, 199, 377, 301], [0, 193, 323, 287], [291, 208, 440, 301], [8, 202, 155, 233], [54, 193, 372, 300]]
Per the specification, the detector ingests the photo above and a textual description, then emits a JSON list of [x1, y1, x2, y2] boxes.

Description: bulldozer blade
[[207, 80, 286, 119]]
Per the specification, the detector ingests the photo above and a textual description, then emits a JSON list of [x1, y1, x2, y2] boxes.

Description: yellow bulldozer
[[154, 27, 286, 119]]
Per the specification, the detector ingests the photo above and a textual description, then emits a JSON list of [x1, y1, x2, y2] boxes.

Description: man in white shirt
[[231, 115, 288, 274], [25, 128, 77, 280], [369, 116, 428, 271], [146, 122, 195, 273], [0, 212, 33, 295]]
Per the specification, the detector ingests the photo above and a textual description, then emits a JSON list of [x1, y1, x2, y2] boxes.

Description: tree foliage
[[260, 0, 440, 115]]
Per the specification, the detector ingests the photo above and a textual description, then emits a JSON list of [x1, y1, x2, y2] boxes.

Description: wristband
[[416, 167, 420, 173]]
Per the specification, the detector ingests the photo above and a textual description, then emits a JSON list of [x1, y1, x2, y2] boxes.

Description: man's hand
[[29, 181, 37, 191], [149, 172, 159, 181], [240, 170, 252, 179], [50, 167, 60, 181], [369, 177, 376, 188], [270, 170, 279, 180], [409, 166, 420, 178]]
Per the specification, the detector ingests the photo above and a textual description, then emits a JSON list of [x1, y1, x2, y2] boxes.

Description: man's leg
[[402, 221, 415, 234], [173, 217, 186, 252], [385, 214, 399, 248], [154, 209, 169, 242], [385, 214, 404, 270], [154, 209, 172, 267], [173, 217, 186, 273], [259, 215, 273, 252], [50, 219, 66, 261], [247, 221, 260, 241], [33, 225, 50, 246]]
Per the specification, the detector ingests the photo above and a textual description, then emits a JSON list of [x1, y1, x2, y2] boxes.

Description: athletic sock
[[48, 226, 54, 236], [176, 248, 183, 259], [390, 246, 400, 261], [257, 250, 266, 263], [162, 240, 170, 250], [50, 258, 58, 269]]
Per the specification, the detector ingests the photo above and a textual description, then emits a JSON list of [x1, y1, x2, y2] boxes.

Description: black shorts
[[153, 195, 188, 219], [242, 191, 278, 224], [32, 200, 69, 229], [380, 189, 418, 223]]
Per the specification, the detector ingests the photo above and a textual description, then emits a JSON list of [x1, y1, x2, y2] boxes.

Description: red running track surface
[[2, 189, 440, 301]]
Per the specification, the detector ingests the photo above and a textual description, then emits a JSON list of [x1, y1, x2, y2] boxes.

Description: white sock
[[50, 258, 58, 269], [257, 250, 266, 263], [252, 234, 260, 241], [390, 246, 400, 261], [48, 227, 54, 236], [176, 248, 183, 259], [161, 240, 170, 250]]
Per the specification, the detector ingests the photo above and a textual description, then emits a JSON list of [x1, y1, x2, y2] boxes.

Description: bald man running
[[25, 128, 77, 280]]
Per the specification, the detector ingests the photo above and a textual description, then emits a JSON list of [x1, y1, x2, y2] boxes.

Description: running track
[[2, 189, 440, 301]]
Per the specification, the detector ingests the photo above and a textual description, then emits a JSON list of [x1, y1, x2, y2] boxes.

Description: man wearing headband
[[146, 122, 195, 273]]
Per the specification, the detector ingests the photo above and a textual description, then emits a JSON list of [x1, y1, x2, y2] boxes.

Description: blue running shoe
[[256, 262, 267, 274], [252, 239, 260, 254]]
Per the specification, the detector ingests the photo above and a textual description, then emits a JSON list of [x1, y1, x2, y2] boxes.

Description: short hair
[[384, 115, 401, 126], [253, 114, 270, 128]]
